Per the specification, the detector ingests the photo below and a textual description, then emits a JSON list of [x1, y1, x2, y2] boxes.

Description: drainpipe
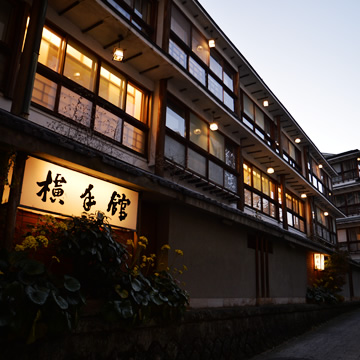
[[11, 0, 48, 118]]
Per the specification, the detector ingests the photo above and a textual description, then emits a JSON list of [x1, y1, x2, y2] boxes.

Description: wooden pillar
[[276, 116, 283, 158], [155, 79, 168, 176], [11, 0, 47, 117], [255, 234, 260, 299], [237, 143, 244, 211], [162, 0, 171, 52], [234, 68, 240, 118], [280, 174, 288, 230], [3, 152, 27, 249]]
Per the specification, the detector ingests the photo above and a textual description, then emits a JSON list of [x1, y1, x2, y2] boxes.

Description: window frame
[[169, 4, 236, 112], [164, 96, 239, 193], [32, 24, 150, 156]]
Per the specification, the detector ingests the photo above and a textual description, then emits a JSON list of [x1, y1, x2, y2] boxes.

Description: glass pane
[[166, 104, 185, 136], [245, 189, 252, 206], [269, 181, 276, 199], [122, 122, 145, 154], [164, 136, 185, 166], [126, 83, 144, 121], [289, 142, 296, 159], [32, 73, 57, 110], [224, 92, 234, 111], [192, 29, 209, 64], [252, 168, 261, 191], [223, 69, 233, 90], [209, 130, 224, 161], [188, 149, 206, 176], [286, 194, 292, 209], [58, 87, 92, 126], [225, 171, 237, 192], [189, 57, 206, 85], [63, 42, 97, 91], [169, 39, 187, 68], [209, 161, 223, 186], [225, 143, 236, 169], [253, 193, 261, 210], [263, 198, 270, 214], [243, 94, 254, 120], [94, 106, 122, 142], [190, 113, 208, 150], [270, 203, 276, 218], [300, 220, 305, 232], [170, 6, 190, 45], [255, 107, 265, 130], [287, 212, 293, 227], [243, 163, 251, 185], [38, 27, 63, 72], [208, 75, 222, 100], [99, 65, 126, 108], [0, 1, 11, 41], [262, 175, 269, 196], [210, 55, 222, 79]]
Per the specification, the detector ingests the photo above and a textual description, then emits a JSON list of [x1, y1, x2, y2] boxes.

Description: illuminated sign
[[20, 157, 139, 230]]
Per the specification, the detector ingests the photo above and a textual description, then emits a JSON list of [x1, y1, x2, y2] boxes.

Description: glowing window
[[38, 27, 63, 72], [126, 83, 144, 121], [99, 65, 126, 108], [63, 42, 97, 91]]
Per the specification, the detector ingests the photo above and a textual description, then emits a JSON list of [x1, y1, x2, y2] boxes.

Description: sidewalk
[[251, 307, 360, 360]]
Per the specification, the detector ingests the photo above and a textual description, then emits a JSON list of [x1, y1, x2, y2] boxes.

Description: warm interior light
[[301, 193, 307, 198], [295, 138, 301, 143], [314, 253, 325, 271], [194, 128, 201, 135], [112, 47, 124, 62], [318, 164, 323, 169], [266, 167, 275, 174], [324, 211, 329, 216], [357, 157, 360, 161], [209, 122, 218, 131], [208, 39, 215, 48], [263, 99, 269, 107]]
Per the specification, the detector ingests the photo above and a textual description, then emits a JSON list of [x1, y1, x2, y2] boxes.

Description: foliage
[[306, 251, 349, 304], [0, 214, 189, 343], [0, 248, 84, 344]]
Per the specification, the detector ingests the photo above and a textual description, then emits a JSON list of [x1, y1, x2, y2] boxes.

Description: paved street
[[251, 307, 360, 360]]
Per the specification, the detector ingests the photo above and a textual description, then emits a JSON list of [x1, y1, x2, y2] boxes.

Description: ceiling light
[[318, 164, 323, 169], [112, 47, 124, 62], [295, 138, 301, 143], [324, 211, 329, 216], [209, 122, 218, 131], [263, 99, 269, 107], [194, 128, 201, 135], [266, 167, 274, 174], [301, 193, 307, 198], [208, 39, 215, 48]]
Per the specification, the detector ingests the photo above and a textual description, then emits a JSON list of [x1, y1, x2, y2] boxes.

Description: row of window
[[244, 162, 306, 232], [307, 158, 333, 201], [169, 5, 235, 111], [32, 26, 149, 154], [313, 207, 337, 244], [335, 191, 360, 216], [332, 158, 360, 183], [165, 99, 238, 193]]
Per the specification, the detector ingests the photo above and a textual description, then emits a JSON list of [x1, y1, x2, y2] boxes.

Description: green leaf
[[64, 275, 81, 292], [131, 278, 142, 292], [23, 260, 45, 276], [52, 291, 69, 310], [25, 285, 49, 305]]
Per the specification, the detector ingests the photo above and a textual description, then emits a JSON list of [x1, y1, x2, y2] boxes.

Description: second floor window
[[32, 26, 149, 155], [169, 5, 235, 111], [165, 99, 238, 193]]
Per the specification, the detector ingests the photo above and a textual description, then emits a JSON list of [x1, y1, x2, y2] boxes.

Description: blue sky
[[199, 0, 360, 154]]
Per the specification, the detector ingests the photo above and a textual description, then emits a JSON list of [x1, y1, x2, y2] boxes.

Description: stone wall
[[3, 302, 360, 360]]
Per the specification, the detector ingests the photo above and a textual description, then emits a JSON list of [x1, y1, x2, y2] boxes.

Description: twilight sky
[[199, 0, 360, 155]]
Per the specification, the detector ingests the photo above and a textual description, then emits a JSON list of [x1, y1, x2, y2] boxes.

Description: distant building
[[326, 150, 360, 262], [1, 0, 360, 305]]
